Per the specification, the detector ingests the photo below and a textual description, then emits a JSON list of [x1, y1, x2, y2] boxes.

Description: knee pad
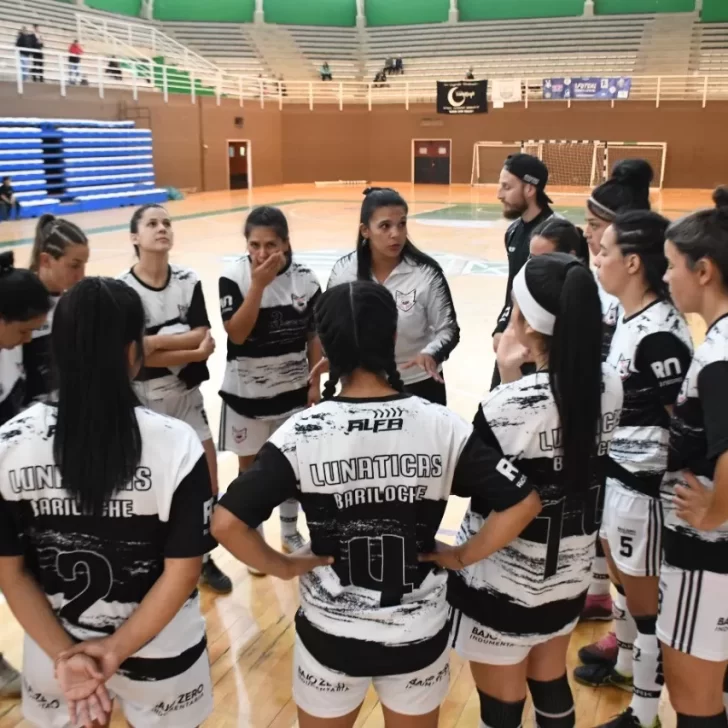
[[478, 690, 525, 728], [527, 675, 575, 728]]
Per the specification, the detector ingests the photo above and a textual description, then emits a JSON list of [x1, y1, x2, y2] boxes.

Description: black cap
[[504, 153, 553, 205]]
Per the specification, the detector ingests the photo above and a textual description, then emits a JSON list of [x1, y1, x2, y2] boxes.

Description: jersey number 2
[[57, 551, 114, 624]]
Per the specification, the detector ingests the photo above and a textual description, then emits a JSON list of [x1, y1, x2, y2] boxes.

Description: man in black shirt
[[0, 177, 20, 222], [490, 154, 554, 389]]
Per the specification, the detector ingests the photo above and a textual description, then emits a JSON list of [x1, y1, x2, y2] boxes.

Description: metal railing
[[2, 46, 728, 109], [75, 12, 221, 78]]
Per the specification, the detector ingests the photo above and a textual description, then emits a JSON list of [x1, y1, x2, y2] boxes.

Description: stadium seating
[[0, 118, 166, 220], [692, 22, 728, 73]]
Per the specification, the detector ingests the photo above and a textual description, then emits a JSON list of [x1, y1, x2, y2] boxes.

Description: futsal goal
[[470, 140, 667, 192]]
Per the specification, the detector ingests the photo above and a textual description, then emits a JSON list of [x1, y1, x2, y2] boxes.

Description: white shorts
[[657, 564, 728, 662], [218, 403, 291, 457], [600, 479, 663, 577], [292, 635, 450, 719], [451, 610, 578, 666], [142, 388, 212, 443], [21, 636, 213, 728]]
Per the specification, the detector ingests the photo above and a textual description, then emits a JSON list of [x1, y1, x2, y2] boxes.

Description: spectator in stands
[[30, 25, 44, 83], [106, 56, 122, 81], [466, 67, 475, 80], [14, 27, 32, 81], [320, 61, 332, 81], [384, 57, 395, 74], [68, 39, 83, 85], [278, 75, 287, 97], [0, 177, 20, 222]]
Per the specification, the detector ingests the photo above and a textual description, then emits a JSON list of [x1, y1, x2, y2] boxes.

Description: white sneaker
[[0, 654, 21, 698], [281, 531, 307, 554]]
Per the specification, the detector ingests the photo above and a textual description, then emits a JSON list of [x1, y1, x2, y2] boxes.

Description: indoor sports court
[[1, 0, 728, 726]]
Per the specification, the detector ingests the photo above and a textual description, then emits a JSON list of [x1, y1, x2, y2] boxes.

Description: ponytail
[[520, 254, 603, 491], [550, 264, 603, 490], [52, 278, 144, 515]]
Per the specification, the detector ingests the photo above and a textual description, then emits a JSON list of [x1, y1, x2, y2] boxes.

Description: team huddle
[[0, 154, 726, 728]]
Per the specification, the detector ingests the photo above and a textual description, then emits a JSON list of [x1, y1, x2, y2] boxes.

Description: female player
[[218, 206, 322, 559], [119, 204, 231, 594], [529, 217, 589, 264], [326, 187, 460, 406], [212, 280, 541, 728], [24, 214, 89, 404], [0, 250, 50, 698], [580, 159, 655, 631], [449, 253, 623, 728], [659, 187, 728, 727], [575, 212, 693, 728], [0, 278, 214, 728]]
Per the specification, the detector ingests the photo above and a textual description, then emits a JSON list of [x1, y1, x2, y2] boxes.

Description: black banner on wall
[[436, 80, 488, 114]]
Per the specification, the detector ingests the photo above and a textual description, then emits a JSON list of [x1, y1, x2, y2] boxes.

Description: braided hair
[[315, 281, 404, 399]]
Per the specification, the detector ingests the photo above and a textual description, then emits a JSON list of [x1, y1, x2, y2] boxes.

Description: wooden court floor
[[0, 184, 715, 727]]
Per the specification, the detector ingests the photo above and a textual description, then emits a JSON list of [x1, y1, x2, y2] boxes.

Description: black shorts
[[405, 377, 447, 406]]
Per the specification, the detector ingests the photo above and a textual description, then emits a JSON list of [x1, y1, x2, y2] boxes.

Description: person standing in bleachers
[[29, 25, 44, 83], [67, 40, 83, 85], [14, 27, 32, 81]]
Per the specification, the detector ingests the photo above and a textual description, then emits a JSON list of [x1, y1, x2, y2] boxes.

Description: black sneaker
[[597, 707, 661, 728], [199, 557, 233, 594], [573, 662, 633, 692]]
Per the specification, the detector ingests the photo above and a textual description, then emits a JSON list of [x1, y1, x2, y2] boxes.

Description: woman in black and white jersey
[[0, 277, 215, 728], [118, 204, 231, 594], [218, 206, 322, 560], [659, 187, 728, 728], [326, 187, 460, 405], [213, 280, 540, 728], [575, 212, 693, 728], [579, 160, 655, 644], [23, 214, 88, 405], [0, 250, 51, 699], [449, 253, 623, 728]]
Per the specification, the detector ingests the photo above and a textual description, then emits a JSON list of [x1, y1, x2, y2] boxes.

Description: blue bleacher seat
[[0, 117, 167, 219]]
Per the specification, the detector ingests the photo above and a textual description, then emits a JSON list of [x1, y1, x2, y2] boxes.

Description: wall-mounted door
[[413, 140, 451, 184], [228, 140, 249, 190]]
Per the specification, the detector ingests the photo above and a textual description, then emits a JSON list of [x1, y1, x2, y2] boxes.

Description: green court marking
[[0, 198, 586, 250]]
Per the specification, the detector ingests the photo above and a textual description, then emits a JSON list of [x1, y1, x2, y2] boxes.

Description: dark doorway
[[413, 140, 451, 184], [228, 141, 249, 190]]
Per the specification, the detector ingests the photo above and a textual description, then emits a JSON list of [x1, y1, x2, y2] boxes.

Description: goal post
[[471, 140, 667, 191]]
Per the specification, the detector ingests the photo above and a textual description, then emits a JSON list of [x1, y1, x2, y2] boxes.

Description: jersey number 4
[[528, 482, 603, 580], [346, 534, 415, 600], [57, 551, 114, 626]]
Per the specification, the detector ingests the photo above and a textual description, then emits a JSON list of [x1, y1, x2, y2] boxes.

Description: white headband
[[512, 266, 556, 336]]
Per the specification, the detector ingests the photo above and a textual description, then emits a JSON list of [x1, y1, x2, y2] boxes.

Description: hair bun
[[712, 185, 728, 212], [610, 159, 654, 191], [363, 187, 382, 196], [0, 251, 15, 274]]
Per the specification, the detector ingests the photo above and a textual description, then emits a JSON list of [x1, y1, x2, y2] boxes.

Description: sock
[[478, 690, 525, 728], [630, 616, 663, 726], [676, 713, 728, 727], [279, 499, 299, 537], [588, 539, 612, 597], [527, 675, 575, 727], [614, 584, 637, 677]]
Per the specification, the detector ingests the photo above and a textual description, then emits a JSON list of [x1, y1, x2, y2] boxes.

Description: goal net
[[471, 140, 667, 191]]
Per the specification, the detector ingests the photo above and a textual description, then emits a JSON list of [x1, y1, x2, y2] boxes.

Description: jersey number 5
[[57, 551, 114, 625]]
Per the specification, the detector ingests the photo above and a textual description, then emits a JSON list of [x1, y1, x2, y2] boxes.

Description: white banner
[[491, 79, 522, 107]]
